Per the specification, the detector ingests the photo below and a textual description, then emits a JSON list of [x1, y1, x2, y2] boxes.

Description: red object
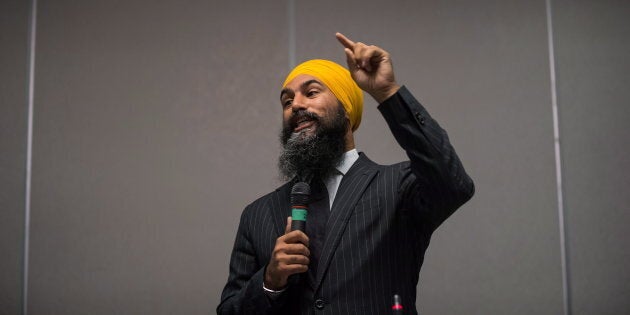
[[392, 294, 403, 314]]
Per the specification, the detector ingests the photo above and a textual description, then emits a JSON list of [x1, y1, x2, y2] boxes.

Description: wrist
[[371, 84, 401, 104], [264, 268, 287, 291], [263, 282, 287, 293], [263, 282, 287, 301], [263, 279, 287, 291]]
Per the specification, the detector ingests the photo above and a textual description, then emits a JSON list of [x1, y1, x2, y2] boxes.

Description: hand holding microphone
[[263, 182, 312, 290]]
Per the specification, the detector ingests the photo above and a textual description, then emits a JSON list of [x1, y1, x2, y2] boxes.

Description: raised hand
[[336, 32, 400, 103]]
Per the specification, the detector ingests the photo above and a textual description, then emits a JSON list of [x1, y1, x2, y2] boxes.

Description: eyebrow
[[280, 79, 324, 100]]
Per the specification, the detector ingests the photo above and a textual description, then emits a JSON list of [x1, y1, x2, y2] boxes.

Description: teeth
[[296, 118, 310, 125], [294, 119, 314, 130]]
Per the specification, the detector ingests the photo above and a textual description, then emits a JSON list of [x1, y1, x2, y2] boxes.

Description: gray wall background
[[1, 0, 628, 314]]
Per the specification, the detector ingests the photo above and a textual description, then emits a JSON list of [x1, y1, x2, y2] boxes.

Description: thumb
[[285, 216, 292, 234]]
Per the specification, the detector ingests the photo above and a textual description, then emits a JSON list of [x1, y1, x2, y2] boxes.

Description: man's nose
[[291, 93, 308, 112]]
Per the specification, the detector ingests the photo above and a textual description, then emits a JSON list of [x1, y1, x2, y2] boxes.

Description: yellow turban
[[283, 59, 363, 131]]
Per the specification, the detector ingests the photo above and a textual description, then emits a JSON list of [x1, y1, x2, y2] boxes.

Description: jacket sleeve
[[216, 206, 279, 315], [378, 86, 475, 231]]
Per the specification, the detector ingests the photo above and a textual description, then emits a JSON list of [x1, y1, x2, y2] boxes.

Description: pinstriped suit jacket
[[217, 86, 474, 315]]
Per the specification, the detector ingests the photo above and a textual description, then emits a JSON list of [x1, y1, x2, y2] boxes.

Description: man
[[217, 33, 474, 315]]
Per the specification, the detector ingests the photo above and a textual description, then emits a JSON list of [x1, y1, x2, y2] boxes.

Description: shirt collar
[[336, 149, 359, 176]]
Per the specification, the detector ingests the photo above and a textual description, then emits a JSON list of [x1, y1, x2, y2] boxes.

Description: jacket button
[[314, 299, 325, 309], [415, 112, 425, 125]]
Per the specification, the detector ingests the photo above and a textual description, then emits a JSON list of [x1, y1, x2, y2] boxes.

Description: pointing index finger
[[336, 32, 355, 50]]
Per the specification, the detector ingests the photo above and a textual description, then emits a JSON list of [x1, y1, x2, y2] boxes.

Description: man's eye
[[283, 99, 293, 107], [307, 90, 318, 97]]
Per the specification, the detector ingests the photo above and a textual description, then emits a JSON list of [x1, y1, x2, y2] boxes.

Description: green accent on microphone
[[292, 209, 307, 221]]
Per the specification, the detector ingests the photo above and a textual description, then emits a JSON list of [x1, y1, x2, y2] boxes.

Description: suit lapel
[[269, 181, 293, 238], [314, 154, 378, 291]]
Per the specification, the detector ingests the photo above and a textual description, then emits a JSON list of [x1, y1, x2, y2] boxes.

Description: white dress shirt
[[324, 149, 359, 210]]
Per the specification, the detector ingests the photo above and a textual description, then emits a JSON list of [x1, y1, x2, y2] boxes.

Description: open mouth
[[291, 112, 319, 133], [294, 118, 316, 132]]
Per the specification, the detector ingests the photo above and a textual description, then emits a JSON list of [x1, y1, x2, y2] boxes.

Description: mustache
[[278, 106, 348, 181], [287, 110, 320, 130]]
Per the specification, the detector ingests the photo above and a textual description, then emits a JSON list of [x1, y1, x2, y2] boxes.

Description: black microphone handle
[[291, 217, 306, 232]]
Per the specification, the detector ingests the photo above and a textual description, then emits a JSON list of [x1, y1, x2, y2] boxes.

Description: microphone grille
[[291, 182, 310, 205]]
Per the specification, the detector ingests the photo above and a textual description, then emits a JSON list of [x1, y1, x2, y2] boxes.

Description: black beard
[[278, 105, 348, 181]]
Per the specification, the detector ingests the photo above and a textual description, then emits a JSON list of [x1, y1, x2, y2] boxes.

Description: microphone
[[290, 181, 310, 232]]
